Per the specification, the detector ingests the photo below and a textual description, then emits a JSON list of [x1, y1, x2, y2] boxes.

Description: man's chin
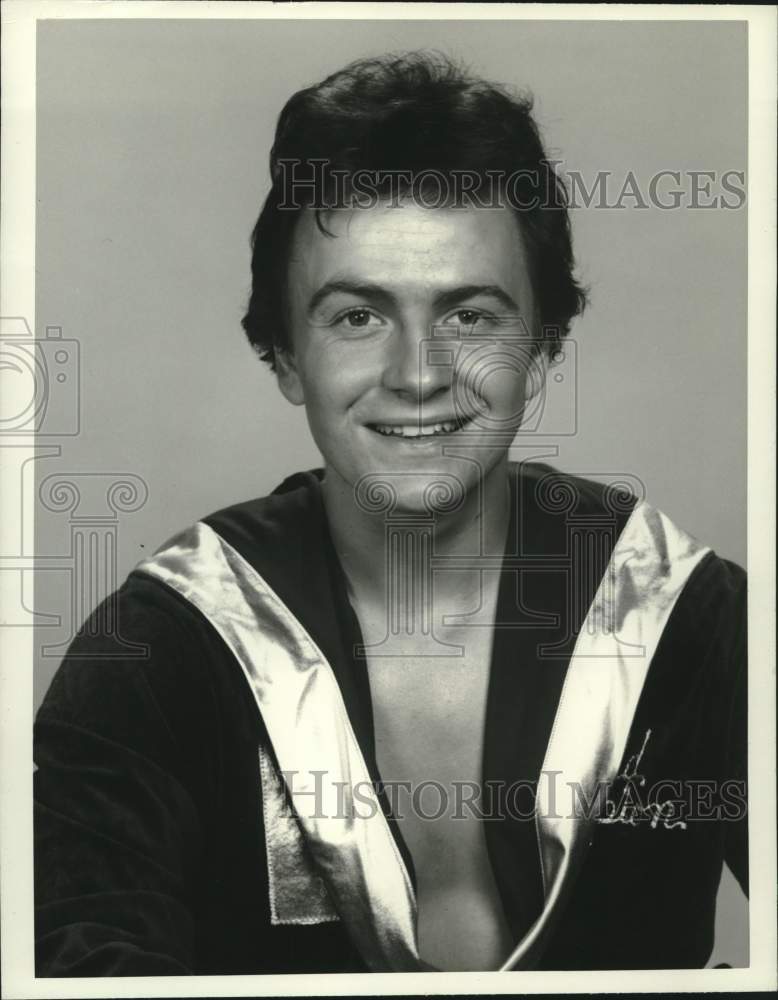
[[349, 465, 475, 519], [323, 446, 508, 519]]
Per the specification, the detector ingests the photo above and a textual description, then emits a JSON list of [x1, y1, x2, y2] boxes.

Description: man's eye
[[451, 309, 485, 328], [335, 308, 382, 329]]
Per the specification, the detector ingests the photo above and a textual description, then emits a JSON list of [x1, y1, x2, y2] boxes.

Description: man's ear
[[274, 347, 306, 406]]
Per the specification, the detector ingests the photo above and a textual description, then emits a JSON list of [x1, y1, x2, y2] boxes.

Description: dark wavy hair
[[241, 52, 587, 368]]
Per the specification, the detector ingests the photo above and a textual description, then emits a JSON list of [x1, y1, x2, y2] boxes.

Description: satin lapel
[[500, 499, 710, 970], [136, 522, 421, 972], [203, 475, 376, 761]]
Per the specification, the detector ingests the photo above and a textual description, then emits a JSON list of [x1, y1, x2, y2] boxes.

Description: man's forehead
[[287, 202, 531, 290]]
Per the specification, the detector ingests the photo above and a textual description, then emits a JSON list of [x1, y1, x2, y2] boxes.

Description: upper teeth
[[373, 421, 460, 437]]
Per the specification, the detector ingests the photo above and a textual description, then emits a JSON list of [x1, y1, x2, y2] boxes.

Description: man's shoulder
[[203, 467, 325, 535], [514, 462, 746, 631], [121, 467, 327, 600], [135, 467, 325, 564], [516, 462, 744, 563], [513, 461, 641, 523], [34, 472, 329, 737]]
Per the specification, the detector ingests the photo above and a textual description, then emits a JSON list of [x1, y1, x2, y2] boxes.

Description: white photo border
[[1, 1, 775, 996]]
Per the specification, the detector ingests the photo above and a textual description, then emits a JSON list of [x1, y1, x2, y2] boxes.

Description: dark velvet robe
[[34, 463, 747, 975]]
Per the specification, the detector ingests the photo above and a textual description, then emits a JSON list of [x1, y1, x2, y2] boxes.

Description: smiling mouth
[[368, 415, 474, 438]]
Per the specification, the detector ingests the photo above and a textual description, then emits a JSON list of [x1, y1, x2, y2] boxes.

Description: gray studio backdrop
[[32, 18, 748, 965]]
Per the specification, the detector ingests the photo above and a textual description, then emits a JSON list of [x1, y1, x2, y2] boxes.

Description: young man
[[34, 53, 747, 975]]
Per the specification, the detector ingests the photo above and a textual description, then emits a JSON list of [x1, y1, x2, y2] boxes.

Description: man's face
[[278, 201, 540, 512]]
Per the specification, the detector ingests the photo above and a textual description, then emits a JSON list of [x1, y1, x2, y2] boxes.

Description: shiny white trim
[[137, 522, 419, 971], [137, 499, 708, 972], [500, 499, 710, 969], [258, 745, 339, 926]]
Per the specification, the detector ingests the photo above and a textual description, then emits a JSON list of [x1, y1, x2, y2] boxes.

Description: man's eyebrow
[[434, 285, 521, 314], [306, 281, 395, 316], [306, 281, 522, 317]]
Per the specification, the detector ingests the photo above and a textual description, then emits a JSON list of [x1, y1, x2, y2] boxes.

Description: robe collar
[[136, 463, 710, 971]]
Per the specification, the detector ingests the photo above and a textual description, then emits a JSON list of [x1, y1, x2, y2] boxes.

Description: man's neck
[[321, 461, 512, 609]]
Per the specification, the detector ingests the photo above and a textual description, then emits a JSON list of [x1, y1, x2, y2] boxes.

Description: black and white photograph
[[0, 2, 775, 996]]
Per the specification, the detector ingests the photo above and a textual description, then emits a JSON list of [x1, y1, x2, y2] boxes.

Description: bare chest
[[366, 635, 494, 792], [356, 605, 512, 970]]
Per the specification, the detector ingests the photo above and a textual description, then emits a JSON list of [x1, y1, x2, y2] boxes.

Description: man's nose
[[380, 320, 453, 401]]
